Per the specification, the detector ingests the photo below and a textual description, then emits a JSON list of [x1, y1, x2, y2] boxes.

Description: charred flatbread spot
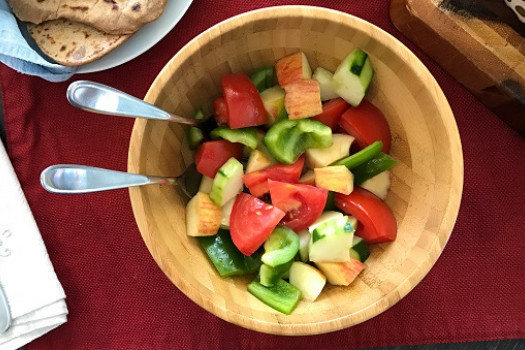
[[132, 3, 141, 11], [60, 45, 67, 52], [69, 6, 89, 11]]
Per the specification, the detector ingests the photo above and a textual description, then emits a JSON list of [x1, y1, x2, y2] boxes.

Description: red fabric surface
[[1, 0, 525, 349]]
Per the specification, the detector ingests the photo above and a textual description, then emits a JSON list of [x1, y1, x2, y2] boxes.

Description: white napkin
[[0, 142, 68, 350]]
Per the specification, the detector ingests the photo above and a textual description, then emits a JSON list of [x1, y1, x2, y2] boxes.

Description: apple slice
[[198, 175, 214, 194], [316, 258, 364, 286], [305, 133, 354, 168], [260, 86, 285, 125], [359, 171, 391, 200], [314, 165, 354, 195], [275, 51, 312, 87], [186, 192, 222, 237], [284, 79, 323, 120], [299, 170, 316, 186], [246, 149, 272, 173], [289, 262, 327, 301]]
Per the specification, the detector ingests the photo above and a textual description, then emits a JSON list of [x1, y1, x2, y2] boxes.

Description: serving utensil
[[40, 164, 201, 197], [66, 80, 206, 126], [0, 284, 11, 334]]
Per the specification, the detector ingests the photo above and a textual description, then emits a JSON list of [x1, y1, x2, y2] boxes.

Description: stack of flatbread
[[7, 0, 168, 66]]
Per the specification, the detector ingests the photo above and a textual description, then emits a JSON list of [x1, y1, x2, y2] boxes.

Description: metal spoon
[[66, 80, 205, 126], [40, 164, 202, 197]]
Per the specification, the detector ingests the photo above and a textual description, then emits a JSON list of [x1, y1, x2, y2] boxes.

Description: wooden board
[[390, 0, 525, 136]]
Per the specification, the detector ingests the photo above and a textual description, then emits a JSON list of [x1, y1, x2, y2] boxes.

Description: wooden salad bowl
[[128, 6, 464, 335]]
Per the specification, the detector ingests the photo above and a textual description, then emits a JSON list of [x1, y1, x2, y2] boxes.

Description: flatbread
[[8, 0, 167, 35], [28, 19, 131, 66]]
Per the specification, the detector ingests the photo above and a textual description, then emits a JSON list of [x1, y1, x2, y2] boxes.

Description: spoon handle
[[0, 283, 10, 334], [40, 165, 177, 194], [66, 80, 199, 126]]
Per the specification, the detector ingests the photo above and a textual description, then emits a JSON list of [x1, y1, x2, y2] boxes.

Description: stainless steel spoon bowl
[[40, 164, 202, 197], [66, 80, 205, 126]]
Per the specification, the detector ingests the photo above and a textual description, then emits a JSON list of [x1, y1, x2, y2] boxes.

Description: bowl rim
[[128, 5, 464, 335]]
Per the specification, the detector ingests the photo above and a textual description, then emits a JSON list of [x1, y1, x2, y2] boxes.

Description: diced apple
[[359, 171, 391, 200], [198, 176, 214, 194], [314, 165, 354, 195], [305, 134, 355, 168], [299, 170, 316, 186], [220, 198, 235, 229], [297, 229, 311, 262], [260, 86, 285, 125], [246, 149, 272, 173], [186, 192, 222, 237], [284, 79, 323, 120], [312, 67, 339, 101], [275, 51, 312, 87], [289, 262, 327, 301], [316, 258, 364, 286]]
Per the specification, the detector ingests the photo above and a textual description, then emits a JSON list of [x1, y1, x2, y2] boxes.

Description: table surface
[[0, 76, 524, 350]]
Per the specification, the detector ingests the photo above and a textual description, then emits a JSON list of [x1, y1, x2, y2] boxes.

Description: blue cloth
[[0, 0, 77, 82]]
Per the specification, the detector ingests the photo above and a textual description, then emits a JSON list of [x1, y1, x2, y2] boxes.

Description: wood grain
[[127, 6, 463, 335], [390, 0, 525, 136]]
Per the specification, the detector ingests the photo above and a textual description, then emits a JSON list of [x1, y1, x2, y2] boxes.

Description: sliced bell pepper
[[353, 152, 397, 185], [261, 226, 300, 267], [264, 119, 332, 164], [332, 141, 383, 169], [250, 67, 276, 92], [248, 278, 302, 315], [259, 261, 293, 287], [198, 229, 262, 277], [222, 73, 268, 129], [210, 126, 258, 149]]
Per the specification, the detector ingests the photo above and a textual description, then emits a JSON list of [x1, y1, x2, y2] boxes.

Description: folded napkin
[[0, 142, 68, 350], [0, 0, 77, 82]]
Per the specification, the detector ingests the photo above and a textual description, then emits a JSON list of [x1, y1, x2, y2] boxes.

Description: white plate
[[77, 0, 193, 74]]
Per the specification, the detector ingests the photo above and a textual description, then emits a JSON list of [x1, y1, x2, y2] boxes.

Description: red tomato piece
[[230, 193, 286, 256], [339, 99, 391, 153], [268, 180, 328, 232], [334, 188, 397, 244], [243, 156, 304, 197], [194, 140, 243, 178], [213, 97, 229, 125], [311, 98, 349, 131], [222, 73, 268, 129]]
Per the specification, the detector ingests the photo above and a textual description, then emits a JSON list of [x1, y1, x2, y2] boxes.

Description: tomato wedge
[[311, 98, 349, 131], [268, 180, 328, 232], [339, 99, 391, 153], [230, 193, 286, 256], [194, 140, 244, 178], [213, 97, 229, 125], [222, 73, 268, 129], [334, 188, 397, 243], [243, 156, 304, 197]]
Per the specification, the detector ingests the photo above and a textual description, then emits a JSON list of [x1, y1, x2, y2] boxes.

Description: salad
[[185, 49, 397, 314]]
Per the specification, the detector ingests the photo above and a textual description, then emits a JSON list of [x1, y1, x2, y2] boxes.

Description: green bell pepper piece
[[264, 119, 333, 164], [187, 108, 206, 150], [247, 278, 301, 314], [259, 260, 293, 287], [210, 126, 258, 149], [333, 141, 382, 169], [353, 152, 397, 185], [250, 67, 276, 92], [199, 229, 262, 277], [261, 226, 300, 267], [324, 191, 337, 211]]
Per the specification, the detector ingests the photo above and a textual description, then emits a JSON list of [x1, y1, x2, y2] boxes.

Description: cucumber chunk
[[350, 236, 370, 262], [332, 49, 374, 106], [309, 215, 354, 262], [210, 158, 244, 206], [312, 67, 339, 101]]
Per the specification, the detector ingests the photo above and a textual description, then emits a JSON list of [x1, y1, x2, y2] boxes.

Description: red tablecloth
[[1, 1, 525, 349]]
